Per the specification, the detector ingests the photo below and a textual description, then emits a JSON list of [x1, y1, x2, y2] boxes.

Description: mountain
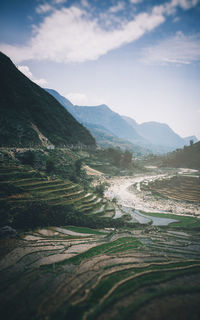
[[85, 123, 151, 155], [138, 121, 185, 148], [161, 141, 200, 169], [183, 136, 198, 145], [45, 89, 149, 148], [122, 115, 138, 130], [122, 115, 196, 151], [0, 52, 95, 148], [46, 89, 198, 154]]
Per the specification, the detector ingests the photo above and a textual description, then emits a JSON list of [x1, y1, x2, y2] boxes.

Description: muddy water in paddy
[[0, 170, 200, 320]]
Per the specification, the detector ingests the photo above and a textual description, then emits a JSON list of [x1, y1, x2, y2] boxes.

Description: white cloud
[[65, 92, 104, 106], [36, 0, 67, 14], [52, 0, 67, 4], [0, 6, 165, 63], [109, 2, 125, 13], [164, 0, 199, 15], [36, 3, 54, 14], [142, 32, 200, 65], [169, 0, 198, 10], [0, 0, 199, 64], [18, 65, 48, 86], [66, 92, 89, 105], [130, 0, 142, 4], [81, 0, 90, 8], [152, 0, 199, 16]]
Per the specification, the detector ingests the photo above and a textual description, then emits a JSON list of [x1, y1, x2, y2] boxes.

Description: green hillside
[[161, 141, 200, 169], [0, 162, 119, 229], [0, 52, 95, 147]]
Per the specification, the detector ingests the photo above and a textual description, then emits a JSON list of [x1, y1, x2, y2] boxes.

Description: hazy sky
[[0, 0, 200, 139]]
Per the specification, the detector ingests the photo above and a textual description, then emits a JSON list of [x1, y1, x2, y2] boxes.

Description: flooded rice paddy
[[0, 169, 200, 320]]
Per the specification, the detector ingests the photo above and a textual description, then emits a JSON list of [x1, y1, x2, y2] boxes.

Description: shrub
[[46, 159, 55, 173]]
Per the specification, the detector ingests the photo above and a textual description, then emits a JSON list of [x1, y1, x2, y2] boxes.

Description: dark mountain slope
[[0, 52, 95, 147]]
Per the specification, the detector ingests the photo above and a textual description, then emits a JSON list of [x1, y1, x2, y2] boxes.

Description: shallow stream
[[105, 170, 199, 225]]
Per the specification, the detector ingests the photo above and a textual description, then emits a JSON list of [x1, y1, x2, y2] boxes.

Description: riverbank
[[105, 170, 200, 218]]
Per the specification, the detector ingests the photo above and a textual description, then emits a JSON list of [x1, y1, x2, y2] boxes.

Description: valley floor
[[105, 168, 200, 217], [0, 167, 200, 320]]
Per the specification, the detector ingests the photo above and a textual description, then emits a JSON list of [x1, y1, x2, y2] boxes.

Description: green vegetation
[[141, 175, 200, 203], [0, 52, 95, 147], [1, 52, 200, 320], [163, 141, 200, 169], [94, 266, 200, 320], [146, 141, 200, 169], [83, 262, 200, 317], [83, 147, 145, 176], [41, 237, 141, 270], [140, 210, 200, 229], [1, 220, 200, 320], [0, 152, 128, 229], [63, 226, 107, 235]]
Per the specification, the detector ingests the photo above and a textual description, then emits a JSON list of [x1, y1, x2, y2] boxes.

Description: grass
[[63, 226, 107, 235], [94, 261, 200, 301], [140, 210, 200, 229], [143, 175, 200, 203], [41, 237, 141, 268], [86, 263, 200, 320], [0, 162, 117, 226]]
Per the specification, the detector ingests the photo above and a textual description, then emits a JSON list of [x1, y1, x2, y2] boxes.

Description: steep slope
[[85, 123, 151, 155], [45, 88, 148, 147], [0, 52, 95, 147], [138, 121, 185, 148], [161, 141, 200, 169], [122, 115, 139, 130], [183, 135, 198, 145], [123, 115, 193, 150]]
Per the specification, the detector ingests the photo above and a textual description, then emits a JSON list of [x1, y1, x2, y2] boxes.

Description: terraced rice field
[[1, 165, 200, 319], [0, 164, 115, 217], [0, 221, 200, 320], [142, 175, 200, 203]]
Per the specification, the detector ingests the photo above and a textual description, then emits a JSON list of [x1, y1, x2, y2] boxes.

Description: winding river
[[104, 169, 200, 225]]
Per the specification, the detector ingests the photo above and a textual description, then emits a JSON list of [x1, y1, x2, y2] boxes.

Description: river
[[104, 170, 200, 220]]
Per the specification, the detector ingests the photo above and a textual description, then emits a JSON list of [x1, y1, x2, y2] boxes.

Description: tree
[[122, 150, 132, 168], [95, 183, 106, 197], [75, 159, 82, 176], [190, 139, 194, 146], [20, 150, 35, 165], [46, 159, 55, 173], [106, 148, 122, 167]]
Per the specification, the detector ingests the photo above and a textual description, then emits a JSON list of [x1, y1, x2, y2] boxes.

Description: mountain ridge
[[45, 89, 150, 149], [122, 116, 198, 150], [0, 52, 95, 148], [46, 88, 198, 153]]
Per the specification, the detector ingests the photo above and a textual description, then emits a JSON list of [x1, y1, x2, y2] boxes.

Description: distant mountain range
[[46, 89, 150, 155], [0, 53, 95, 148], [46, 89, 198, 154], [123, 116, 198, 148]]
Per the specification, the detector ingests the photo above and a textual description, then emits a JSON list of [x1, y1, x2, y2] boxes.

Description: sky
[[0, 0, 200, 139]]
